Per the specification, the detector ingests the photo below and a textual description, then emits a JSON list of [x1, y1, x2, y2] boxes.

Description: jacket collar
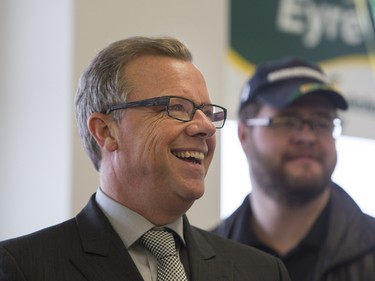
[[71, 194, 144, 281], [183, 216, 238, 280], [71, 194, 236, 281], [320, 183, 375, 265]]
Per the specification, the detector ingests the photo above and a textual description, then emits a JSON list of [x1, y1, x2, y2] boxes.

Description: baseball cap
[[239, 57, 348, 113]]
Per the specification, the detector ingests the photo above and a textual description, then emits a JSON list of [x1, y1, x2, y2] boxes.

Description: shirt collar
[[95, 187, 185, 248], [246, 194, 331, 255]]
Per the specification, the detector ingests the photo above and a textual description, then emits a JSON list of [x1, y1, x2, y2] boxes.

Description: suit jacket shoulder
[[0, 195, 144, 281]]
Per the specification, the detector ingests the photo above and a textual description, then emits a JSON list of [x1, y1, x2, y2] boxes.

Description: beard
[[249, 144, 336, 206]]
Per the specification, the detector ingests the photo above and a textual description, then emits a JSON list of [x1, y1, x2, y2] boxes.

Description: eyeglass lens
[[167, 97, 225, 128], [271, 116, 341, 138]]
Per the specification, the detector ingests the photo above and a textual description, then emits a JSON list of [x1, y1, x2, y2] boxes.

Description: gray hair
[[75, 36, 193, 171]]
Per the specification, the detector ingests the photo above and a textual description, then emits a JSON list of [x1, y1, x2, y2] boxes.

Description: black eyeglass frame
[[106, 95, 227, 129]]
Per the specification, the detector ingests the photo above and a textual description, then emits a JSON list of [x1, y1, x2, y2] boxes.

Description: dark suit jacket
[[0, 194, 290, 280]]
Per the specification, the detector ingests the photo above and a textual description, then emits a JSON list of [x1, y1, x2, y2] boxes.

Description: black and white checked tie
[[141, 228, 188, 281]]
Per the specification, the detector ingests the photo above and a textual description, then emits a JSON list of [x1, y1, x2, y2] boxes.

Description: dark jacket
[[213, 184, 375, 281], [0, 194, 290, 281]]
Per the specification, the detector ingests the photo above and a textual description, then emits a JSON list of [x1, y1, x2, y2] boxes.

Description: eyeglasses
[[245, 116, 342, 138], [106, 96, 227, 129]]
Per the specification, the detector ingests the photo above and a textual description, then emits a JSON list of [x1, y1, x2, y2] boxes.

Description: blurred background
[[1, 0, 374, 240]]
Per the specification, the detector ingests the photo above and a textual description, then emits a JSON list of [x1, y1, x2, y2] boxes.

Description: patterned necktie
[[141, 228, 188, 281]]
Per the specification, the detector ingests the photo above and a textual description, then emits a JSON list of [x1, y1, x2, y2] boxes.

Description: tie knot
[[141, 229, 177, 260]]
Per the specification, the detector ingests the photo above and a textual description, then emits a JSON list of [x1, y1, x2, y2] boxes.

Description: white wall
[[0, 0, 73, 240], [0, 0, 228, 240]]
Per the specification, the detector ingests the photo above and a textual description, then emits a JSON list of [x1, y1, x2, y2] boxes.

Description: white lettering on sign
[[276, 0, 363, 48]]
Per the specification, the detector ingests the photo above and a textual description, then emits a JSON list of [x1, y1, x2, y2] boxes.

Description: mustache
[[283, 148, 322, 161]]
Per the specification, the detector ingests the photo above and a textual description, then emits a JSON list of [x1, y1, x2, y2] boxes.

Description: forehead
[[124, 55, 209, 102]]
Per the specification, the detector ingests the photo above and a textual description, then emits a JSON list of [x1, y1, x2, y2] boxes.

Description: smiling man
[[0, 37, 290, 281], [213, 57, 375, 281]]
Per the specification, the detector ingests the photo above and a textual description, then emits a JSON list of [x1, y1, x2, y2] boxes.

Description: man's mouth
[[172, 151, 204, 164], [288, 153, 320, 160]]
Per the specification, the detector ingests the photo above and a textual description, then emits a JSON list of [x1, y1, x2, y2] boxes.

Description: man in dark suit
[[0, 36, 290, 280]]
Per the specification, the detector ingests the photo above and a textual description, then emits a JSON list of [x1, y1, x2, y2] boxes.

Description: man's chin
[[277, 178, 328, 205]]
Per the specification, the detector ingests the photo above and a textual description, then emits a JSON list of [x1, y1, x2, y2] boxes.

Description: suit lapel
[[70, 196, 236, 281], [70, 195, 144, 281], [183, 216, 235, 281]]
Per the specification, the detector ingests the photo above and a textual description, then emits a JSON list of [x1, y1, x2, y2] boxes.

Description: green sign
[[230, 0, 367, 65]]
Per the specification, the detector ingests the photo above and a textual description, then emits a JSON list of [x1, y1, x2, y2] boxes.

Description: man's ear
[[238, 122, 251, 155], [88, 113, 119, 152]]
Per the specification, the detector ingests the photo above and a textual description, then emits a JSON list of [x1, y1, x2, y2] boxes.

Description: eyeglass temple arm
[[245, 118, 271, 126], [106, 96, 170, 114]]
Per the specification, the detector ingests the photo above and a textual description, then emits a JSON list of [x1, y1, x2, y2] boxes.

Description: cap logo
[[267, 67, 329, 83], [299, 83, 334, 94]]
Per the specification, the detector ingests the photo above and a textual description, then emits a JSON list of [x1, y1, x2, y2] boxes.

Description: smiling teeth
[[173, 151, 204, 160]]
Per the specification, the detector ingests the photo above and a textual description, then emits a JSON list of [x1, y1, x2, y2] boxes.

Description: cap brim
[[257, 81, 348, 110]]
